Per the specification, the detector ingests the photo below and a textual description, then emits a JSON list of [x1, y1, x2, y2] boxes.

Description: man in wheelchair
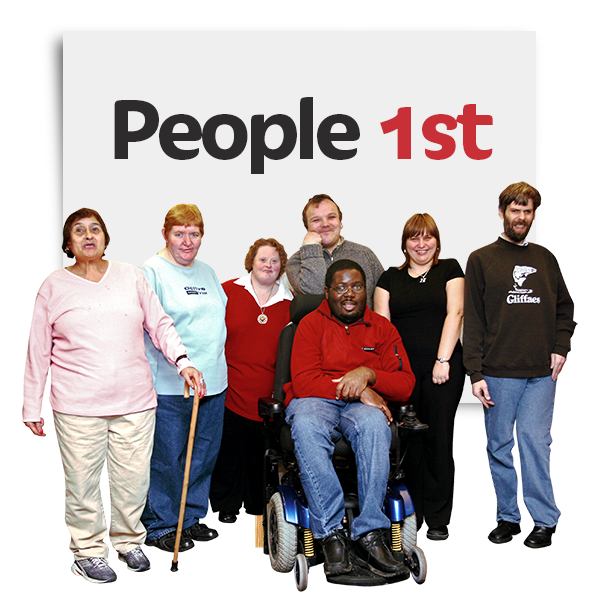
[[283, 260, 416, 578]]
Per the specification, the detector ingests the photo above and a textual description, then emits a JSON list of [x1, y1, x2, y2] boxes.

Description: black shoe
[[356, 529, 406, 575], [321, 529, 351, 576], [426, 525, 449, 541], [218, 511, 238, 524], [524, 525, 555, 548], [488, 521, 521, 544], [183, 522, 219, 542], [145, 531, 194, 553]]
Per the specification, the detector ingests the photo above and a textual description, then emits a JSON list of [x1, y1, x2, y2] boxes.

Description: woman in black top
[[374, 213, 465, 541]]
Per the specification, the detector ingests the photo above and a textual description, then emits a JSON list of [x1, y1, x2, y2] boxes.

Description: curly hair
[[244, 238, 288, 275], [325, 259, 365, 288]]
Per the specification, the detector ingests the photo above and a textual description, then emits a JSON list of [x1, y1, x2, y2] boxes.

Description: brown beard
[[504, 217, 531, 243]]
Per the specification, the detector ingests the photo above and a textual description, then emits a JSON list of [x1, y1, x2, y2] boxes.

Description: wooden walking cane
[[171, 381, 200, 572]]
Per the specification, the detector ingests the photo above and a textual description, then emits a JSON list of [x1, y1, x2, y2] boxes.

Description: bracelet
[[436, 357, 448, 363]]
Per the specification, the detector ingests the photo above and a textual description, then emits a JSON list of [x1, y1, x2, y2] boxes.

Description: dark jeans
[[403, 352, 465, 528], [142, 391, 225, 540]]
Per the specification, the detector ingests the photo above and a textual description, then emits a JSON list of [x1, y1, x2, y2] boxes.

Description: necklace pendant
[[258, 314, 268, 325], [419, 274, 427, 283]]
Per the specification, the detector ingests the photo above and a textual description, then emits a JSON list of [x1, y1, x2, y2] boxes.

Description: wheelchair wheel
[[294, 553, 309, 591], [408, 546, 427, 584], [401, 513, 418, 553], [267, 492, 297, 573]]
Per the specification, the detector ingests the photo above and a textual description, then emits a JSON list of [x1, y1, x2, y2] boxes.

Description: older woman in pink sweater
[[23, 208, 203, 584]]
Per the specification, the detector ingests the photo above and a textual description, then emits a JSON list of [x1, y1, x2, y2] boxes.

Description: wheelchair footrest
[[326, 550, 410, 586]]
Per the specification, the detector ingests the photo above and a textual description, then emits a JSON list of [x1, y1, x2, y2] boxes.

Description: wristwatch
[[436, 357, 448, 363]]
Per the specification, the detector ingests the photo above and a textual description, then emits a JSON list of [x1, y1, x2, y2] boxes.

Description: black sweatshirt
[[463, 237, 576, 383]]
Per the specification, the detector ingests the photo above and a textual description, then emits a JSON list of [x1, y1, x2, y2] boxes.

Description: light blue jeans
[[483, 376, 560, 527], [285, 397, 391, 540]]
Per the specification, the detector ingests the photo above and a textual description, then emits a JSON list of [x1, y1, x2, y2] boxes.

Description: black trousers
[[403, 351, 465, 529], [209, 407, 264, 516]]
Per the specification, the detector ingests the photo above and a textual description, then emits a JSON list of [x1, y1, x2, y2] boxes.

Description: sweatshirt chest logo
[[506, 265, 540, 304], [185, 286, 207, 295]]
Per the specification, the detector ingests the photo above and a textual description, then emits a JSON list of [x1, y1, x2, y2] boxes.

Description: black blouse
[[376, 258, 464, 359]]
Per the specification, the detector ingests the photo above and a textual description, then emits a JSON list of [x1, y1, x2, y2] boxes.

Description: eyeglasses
[[330, 284, 365, 294]]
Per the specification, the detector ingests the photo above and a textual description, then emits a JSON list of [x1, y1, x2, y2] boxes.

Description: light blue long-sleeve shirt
[[141, 254, 227, 396]]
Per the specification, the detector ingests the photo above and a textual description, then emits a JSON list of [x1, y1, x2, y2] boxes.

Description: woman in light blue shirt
[[141, 204, 227, 553]]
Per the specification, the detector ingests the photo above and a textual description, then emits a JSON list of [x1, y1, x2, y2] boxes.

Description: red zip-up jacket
[[284, 300, 415, 405]]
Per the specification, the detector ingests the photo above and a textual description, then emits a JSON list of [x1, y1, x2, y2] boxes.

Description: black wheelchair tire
[[401, 513, 418, 554], [266, 492, 297, 573], [294, 553, 309, 591], [409, 546, 427, 584]]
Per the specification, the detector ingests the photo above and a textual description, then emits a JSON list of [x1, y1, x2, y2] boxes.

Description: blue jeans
[[142, 391, 225, 540], [285, 397, 391, 540], [483, 376, 560, 527]]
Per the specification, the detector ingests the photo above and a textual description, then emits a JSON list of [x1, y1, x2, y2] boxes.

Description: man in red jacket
[[284, 260, 415, 578]]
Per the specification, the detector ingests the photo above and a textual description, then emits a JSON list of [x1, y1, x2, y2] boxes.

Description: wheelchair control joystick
[[399, 405, 428, 432]]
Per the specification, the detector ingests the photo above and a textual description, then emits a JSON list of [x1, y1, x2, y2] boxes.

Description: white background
[[0, 0, 598, 593], [62, 30, 534, 410], [63, 31, 533, 277]]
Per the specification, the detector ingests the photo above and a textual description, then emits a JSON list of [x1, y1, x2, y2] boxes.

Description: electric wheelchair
[[258, 294, 428, 591]]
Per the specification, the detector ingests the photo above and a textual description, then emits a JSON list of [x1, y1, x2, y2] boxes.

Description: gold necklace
[[253, 282, 277, 325]]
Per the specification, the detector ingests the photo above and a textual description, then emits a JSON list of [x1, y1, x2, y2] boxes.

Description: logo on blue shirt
[[185, 286, 207, 295]]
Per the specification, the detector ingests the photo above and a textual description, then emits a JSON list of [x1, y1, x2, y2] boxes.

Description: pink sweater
[[23, 262, 189, 421]]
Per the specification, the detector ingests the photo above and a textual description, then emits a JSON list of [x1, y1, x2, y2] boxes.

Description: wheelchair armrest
[[258, 396, 286, 419], [389, 402, 407, 423]]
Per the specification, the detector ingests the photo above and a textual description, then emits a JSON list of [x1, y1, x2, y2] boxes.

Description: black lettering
[[299, 97, 313, 159], [159, 114, 202, 160], [202, 114, 248, 160], [317, 114, 360, 160], [114, 100, 160, 159], [250, 114, 297, 175]]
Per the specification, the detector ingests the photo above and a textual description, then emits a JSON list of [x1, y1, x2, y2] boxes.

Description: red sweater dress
[[222, 277, 292, 421]]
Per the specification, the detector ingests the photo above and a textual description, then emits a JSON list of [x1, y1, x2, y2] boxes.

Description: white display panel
[[47, 27, 541, 281]]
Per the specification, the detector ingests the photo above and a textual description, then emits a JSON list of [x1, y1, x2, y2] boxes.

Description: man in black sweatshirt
[[463, 182, 575, 549]]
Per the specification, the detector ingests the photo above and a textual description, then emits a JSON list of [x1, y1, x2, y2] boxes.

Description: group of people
[[22, 182, 575, 584]]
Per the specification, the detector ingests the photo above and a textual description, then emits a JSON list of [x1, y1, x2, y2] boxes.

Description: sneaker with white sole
[[71, 557, 117, 583], [118, 546, 151, 572]]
